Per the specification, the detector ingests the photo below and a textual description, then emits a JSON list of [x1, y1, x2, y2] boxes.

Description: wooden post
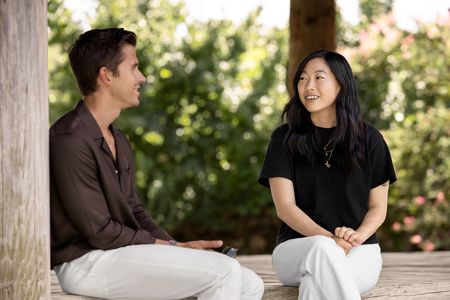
[[0, 0, 49, 299], [288, 0, 336, 97]]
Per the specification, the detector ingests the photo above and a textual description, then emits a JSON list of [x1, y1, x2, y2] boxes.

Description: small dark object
[[222, 246, 238, 258]]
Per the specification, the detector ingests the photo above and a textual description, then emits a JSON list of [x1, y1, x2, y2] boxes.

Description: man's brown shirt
[[50, 101, 172, 268]]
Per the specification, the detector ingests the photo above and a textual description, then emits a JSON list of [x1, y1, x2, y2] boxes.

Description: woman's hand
[[330, 235, 353, 254], [334, 181, 390, 248], [335, 227, 366, 247]]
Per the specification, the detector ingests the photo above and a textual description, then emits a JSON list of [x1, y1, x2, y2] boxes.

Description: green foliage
[[48, 0, 449, 252], [48, 0, 287, 252], [341, 14, 450, 129], [359, 0, 394, 25], [48, 0, 83, 120], [381, 107, 449, 251], [341, 13, 450, 251]]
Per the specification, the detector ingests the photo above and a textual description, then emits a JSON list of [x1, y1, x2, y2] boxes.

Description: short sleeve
[[369, 129, 397, 188], [258, 125, 294, 188]]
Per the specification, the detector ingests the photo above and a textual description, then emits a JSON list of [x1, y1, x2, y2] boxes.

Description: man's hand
[[330, 235, 353, 255], [177, 240, 223, 250], [335, 226, 365, 247]]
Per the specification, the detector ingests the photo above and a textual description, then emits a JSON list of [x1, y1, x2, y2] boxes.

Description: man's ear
[[98, 67, 112, 85]]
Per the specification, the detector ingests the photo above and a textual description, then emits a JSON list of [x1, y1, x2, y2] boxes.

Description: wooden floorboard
[[51, 251, 450, 299]]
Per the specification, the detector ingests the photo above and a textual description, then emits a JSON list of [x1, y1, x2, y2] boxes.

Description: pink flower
[[402, 51, 411, 60], [401, 34, 415, 46], [436, 14, 450, 27], [410, 234, 422, 244], [403, 216, 416, 227], [392, 222, 401, 232], [422, 240, 435, 252], [415, 196, 425, 205], [427, 26, 439, 39], [435, 191, 445, 205]]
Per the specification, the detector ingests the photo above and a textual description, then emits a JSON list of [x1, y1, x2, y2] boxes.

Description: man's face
[[109, 44, 146, 109]]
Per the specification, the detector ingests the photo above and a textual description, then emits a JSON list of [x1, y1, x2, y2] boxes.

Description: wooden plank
[[50, 252, 450, 299], [236, 252, 450, 300]]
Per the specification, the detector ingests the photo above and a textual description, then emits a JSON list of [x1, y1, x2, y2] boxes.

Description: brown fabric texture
[[50, 101, 172, 268]]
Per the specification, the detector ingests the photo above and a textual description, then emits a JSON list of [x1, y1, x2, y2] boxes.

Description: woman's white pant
[[272, 236, 382, 300], [54, 244, 264, 300]]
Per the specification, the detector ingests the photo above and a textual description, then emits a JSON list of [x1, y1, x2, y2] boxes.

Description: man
[[50, 28, 264, 300]]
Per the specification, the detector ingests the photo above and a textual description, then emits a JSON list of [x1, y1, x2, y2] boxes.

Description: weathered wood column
[[288, 0, 336, 97], [0, 0, 49, 299]]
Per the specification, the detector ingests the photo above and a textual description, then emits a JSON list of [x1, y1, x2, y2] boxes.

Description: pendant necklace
[[323, 140, 335, 168]]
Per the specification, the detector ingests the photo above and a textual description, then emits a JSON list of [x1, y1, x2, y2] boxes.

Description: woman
[[258, 50, 396, 299]]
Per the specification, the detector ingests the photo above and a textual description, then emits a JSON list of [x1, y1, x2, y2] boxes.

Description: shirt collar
[[76, 100, 117, 140]]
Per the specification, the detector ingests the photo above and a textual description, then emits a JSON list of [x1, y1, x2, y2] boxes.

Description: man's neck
[[83, 93, 121, 133]]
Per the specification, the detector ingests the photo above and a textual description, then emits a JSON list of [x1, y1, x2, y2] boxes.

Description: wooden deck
[[51, 251, 450, 299]]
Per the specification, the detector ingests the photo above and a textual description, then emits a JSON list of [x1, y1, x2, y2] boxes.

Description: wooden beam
[[0, 0, 49, 299], [288, 0, 336, 97]]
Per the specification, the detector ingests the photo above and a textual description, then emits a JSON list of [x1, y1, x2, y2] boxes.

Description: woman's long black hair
[[282, 50, 366, 173]]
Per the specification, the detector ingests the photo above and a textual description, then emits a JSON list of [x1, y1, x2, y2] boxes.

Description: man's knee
[[241, 266, 264, 298], [212, 255, 241, 281]]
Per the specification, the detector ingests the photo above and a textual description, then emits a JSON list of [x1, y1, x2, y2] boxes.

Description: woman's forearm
[[277, 204, 333, 238]]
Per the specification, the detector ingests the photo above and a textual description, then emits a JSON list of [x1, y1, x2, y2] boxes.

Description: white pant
[[54, 244, 264, 300], [272, 236, 382, 300]]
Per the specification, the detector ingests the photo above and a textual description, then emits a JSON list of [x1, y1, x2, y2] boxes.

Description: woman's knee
[[309, 235, 341, 255]]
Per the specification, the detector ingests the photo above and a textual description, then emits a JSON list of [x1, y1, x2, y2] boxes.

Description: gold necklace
[[323, 140, 335, 168]]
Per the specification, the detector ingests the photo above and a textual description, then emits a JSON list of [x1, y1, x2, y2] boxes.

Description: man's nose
[[138, 70, 146, 83]]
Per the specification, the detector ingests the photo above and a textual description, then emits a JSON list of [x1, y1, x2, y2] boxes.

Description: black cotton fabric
[[258, 123, 397, 246]]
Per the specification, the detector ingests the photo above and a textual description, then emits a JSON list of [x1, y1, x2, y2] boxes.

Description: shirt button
[[115, 170, 118, 174]]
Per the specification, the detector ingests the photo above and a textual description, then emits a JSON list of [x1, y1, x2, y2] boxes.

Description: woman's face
[[297, 57, 341, 125]]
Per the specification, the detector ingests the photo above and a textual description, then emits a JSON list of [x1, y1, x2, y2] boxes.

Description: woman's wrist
[[355, 228, 372, 241]]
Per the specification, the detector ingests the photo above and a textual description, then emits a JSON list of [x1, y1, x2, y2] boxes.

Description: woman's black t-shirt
[[258, 123, 397, 245]]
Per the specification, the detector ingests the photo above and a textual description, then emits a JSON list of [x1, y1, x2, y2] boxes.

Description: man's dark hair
[[69, 28, 137, 95]]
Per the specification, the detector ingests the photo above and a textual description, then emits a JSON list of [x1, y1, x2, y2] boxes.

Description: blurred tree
[[48, 0, 449, 252], [337, 0, 394, 49], [381, 107, 449, 251], [48, 0, 288, 252], [359, 0, 393, 25], [341, 11, 449, 128], [48, 0, 83, 120], [341, 12, 450, 251], [288, 0, 336, 97]]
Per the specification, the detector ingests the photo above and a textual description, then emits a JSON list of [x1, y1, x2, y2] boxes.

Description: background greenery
[[48, 0, 449, 253]]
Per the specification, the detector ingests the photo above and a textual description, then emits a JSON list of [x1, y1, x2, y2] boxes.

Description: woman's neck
[[310, 112, 336, 128]]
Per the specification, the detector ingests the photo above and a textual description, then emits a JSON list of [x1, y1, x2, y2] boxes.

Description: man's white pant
[[54, 244, 264, 300], [272, 236, 382, 300]]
